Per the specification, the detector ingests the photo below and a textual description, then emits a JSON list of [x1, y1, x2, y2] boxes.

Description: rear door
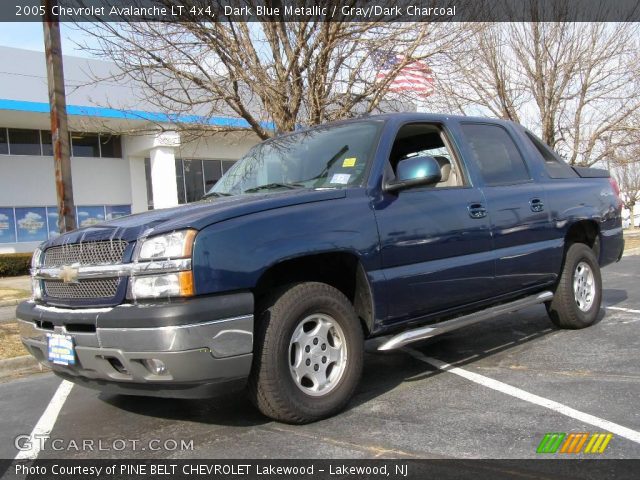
[[457, 122, 555, 294], [372, 122, 494, 327]]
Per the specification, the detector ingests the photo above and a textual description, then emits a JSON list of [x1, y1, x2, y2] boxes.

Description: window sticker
[[0, 208, 16, 243], [76, 206, 106, 228], [15, 207, 47, 242], [330, 173, 351, 185], [342, 157, 357, 167], [46, 207, 59, 239]]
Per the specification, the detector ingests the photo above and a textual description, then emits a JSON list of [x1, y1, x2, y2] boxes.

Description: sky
[[0, 22, 96, 57]]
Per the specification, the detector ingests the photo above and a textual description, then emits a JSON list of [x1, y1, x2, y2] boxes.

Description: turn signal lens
[[128, 271, 194, 300]]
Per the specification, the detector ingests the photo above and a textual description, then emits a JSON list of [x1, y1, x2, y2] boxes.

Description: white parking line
[[607, 306, 640, 314], [406, 348, 640, 445], [14, 380, 74, 460]]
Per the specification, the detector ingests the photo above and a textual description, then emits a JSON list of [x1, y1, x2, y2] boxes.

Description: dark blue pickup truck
[[18, 113, 624, 423]]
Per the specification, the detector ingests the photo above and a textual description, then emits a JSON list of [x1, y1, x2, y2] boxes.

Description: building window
[[222, 160, 235, 174], [41, 130, 54, 156], [15, 207, 48, 242], [0, 128, 121, 158], [144, 158, 238, 208], [0, 205, 131, 243], [144, 158, 154, 210], [183, 159, 205, 203], [7, 128, 41, 155], [71, 132, 100, 157], [0, 128, 8, 155], [100, 135, 122, 158], [0, 207, 16, 243], [203, 160, 223, 191]]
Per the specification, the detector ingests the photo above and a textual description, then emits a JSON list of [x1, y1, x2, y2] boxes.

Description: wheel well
[[253, 253, 374, 334], [565, 220, 600, 258]]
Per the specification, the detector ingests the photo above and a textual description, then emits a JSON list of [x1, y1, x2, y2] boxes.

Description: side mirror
[[385, 155, 442, 193]]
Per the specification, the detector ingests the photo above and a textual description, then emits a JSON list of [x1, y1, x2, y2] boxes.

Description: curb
[[0, 355, 44, 378]]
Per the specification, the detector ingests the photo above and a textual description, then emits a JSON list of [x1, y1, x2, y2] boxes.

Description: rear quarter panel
[[543, 177, 623, 271]]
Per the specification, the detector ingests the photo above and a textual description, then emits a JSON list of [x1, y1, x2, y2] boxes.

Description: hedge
[[0, 253, 33, 277]]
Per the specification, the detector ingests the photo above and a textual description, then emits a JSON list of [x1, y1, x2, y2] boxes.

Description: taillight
[[609, 178, 622, 206]]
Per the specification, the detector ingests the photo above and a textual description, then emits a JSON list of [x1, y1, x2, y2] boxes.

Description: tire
[[546, 243, 602, 329], [248, 282, 364, 424]]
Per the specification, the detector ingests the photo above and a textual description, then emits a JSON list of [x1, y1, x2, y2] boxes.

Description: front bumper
[[16, 293, 254, 398]]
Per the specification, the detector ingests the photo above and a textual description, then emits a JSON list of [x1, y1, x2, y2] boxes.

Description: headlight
[[136, 230, 197, 261], [128, 272, 194, 299], [31, 248, 43, 300], [130, 230, 197, 300]]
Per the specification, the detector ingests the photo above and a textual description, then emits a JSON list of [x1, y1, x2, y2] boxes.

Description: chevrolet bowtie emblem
[[59, 265, 79, 284]]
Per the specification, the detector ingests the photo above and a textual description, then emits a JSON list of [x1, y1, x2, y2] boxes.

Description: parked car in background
[[18, 113, 624, 423]]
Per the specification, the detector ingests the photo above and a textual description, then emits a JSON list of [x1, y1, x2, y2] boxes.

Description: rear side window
[[460, 123, 531, 186], [525, 131, 578, 179]]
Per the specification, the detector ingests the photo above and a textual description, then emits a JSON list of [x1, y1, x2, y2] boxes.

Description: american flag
[[371, 50, 435, 97]]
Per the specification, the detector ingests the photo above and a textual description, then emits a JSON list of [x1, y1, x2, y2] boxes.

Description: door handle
[[468, 203, 487, 219], [530, 198, 544, 212]]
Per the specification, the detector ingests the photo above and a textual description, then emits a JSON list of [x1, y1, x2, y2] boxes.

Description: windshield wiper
[[301, 145, 349, 184], [202, 191, 232, 199], [243, 182, 305, 193]]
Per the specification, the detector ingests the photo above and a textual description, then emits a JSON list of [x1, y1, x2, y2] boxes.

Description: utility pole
[[43, 0, 76, 233]]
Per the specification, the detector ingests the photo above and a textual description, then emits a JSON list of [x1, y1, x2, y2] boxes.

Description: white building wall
[[177, 134, 256, 160], [0, 155, 57, 206], [70, 156, 132, 205]]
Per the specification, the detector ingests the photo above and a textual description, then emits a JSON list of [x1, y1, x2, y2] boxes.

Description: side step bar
[[377, 291, 554, 351]]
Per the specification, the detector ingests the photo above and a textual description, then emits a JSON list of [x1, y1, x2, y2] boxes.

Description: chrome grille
[[44, 279, 120, 300], [43, 241, 128, 268]]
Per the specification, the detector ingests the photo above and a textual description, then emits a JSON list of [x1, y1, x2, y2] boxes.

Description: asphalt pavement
[[0, 257, 638, 460]]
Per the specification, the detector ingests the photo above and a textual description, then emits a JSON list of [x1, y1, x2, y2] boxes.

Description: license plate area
[[47, 333, 76, 366]]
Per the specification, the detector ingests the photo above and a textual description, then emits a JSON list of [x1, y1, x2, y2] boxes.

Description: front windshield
[[208, 121, 382, 196]]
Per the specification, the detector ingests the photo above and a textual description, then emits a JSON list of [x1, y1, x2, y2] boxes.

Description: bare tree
[[610, 142, 640, 226], [75, 1, 472, 140], [432, 3, 640, 166]]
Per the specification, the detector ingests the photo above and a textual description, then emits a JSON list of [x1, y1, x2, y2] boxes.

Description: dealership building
[[0, 46, 259, 253]]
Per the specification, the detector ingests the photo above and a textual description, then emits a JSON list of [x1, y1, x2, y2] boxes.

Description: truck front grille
[[44, 279, 121, 300], [43, 240, 128, 268]]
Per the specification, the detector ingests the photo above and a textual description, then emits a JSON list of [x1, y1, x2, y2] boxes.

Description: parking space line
[[14, 380, 74, 460], [405, 348, 640, 445], [607, 306, 640, 314]]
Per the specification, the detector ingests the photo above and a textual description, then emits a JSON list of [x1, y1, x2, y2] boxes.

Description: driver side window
[[389, 123, 466, 188]]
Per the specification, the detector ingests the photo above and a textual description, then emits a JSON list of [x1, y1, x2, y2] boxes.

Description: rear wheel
[[249, 282, 363, 423], [546, 243, 602, 329]]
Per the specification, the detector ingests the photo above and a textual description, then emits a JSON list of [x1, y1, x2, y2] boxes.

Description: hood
[[44, 189, 346, 247]]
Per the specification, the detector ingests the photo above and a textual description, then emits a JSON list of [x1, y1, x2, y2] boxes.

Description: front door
[[373, 123, 494, 327]]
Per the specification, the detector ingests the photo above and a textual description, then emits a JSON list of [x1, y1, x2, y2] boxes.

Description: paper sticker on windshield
[[330, 173, 351, 185], [342, 157, 357, 167]]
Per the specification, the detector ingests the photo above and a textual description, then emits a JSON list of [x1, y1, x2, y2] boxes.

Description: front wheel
[[546, 243, 602, 329], [248, 282, 364, 424]]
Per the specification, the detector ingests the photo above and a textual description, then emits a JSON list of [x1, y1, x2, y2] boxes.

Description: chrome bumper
[[18, 307, 254, 397]]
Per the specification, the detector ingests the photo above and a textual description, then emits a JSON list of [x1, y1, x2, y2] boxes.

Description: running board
[[377, 291, 554, 351]]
